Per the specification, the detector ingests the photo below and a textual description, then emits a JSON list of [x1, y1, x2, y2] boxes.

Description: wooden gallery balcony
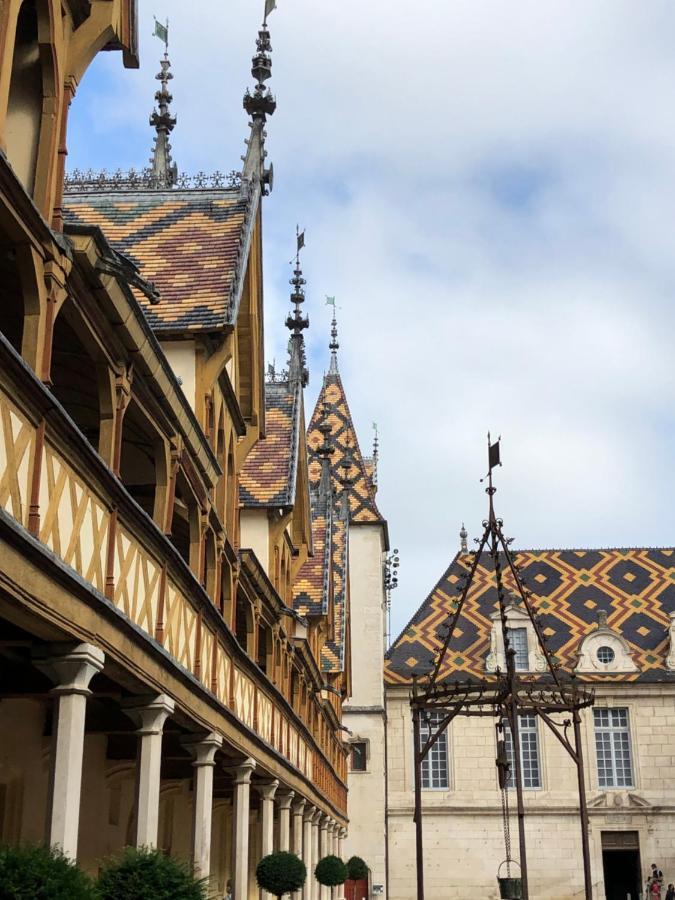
[[0, 332, 347, 817]]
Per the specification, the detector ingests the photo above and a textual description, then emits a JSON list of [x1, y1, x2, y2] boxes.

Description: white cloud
[[68, 0, 675, 640]]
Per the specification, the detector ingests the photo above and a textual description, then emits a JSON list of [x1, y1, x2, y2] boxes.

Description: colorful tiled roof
[[64, 189, 252, 333], [294, 505, 331, 620], [385, 548, 675, 685], [307, 373, 382, 524], [293, 492, 350, 673], [240, 381, 302, 508], [322, 512, 348, 673]]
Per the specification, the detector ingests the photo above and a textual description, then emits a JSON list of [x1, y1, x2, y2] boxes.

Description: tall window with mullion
[[594, 708, 634, 788], [504, 714, 541, 789], [418, 711, 449, 789], [506, 627, 529, 671]]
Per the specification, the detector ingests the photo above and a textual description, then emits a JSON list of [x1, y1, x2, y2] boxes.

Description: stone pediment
[[588, 792, 651, 809], [575, 610, 638, 674]]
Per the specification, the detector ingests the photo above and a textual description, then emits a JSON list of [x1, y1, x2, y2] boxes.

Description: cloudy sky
[[69, 1, 675, 642]]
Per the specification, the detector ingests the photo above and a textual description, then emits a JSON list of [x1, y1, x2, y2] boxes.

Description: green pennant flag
[[325, 296, 336, 306], [153, 18, 168, 46]]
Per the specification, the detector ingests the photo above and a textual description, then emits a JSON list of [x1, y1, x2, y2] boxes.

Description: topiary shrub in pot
[[0, 843, 96, 900], [315, 856, 348, 888], [256, 851, 307, 900], [97, 847, 208, 900], [346, 856, 369, 882]]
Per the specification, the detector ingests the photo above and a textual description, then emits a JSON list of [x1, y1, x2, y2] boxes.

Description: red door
[[344, 879, 368, 900]]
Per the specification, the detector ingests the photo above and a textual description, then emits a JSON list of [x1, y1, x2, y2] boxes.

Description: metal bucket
[[497, 860, 522, 899]]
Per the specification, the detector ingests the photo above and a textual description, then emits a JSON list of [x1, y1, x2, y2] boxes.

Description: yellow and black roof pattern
[[293, 493, 349, 673], [64, 189, 254, 333], [240, 381, 302, 508], [307, 373, 382, 524], [385, 548, 675, 685]]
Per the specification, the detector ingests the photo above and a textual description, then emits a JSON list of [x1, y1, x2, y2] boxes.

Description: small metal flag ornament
[[264, 0, 277, 23], [297, 229, 305, 252], [153, 17, 169, 49], [489, 437, 501, 471], [325, 296, 336, 307]]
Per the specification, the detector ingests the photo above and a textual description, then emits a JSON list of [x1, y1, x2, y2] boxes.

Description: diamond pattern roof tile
[[385, 548, 675, 685]]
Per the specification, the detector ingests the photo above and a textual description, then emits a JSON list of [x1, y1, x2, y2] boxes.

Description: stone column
[[302, 804, 316, 900], [38, 643, 105, 859], [182, 732, 223, 880], [311, 810, 322, 900], [256, 780, 279, 900], [291, 798, 306, 900], [319, 816, 330, 900], [277, 790, 294, 852], [123, 694, 175, 848], [338, 828, 346, 861], [232, 758, 256, 900]]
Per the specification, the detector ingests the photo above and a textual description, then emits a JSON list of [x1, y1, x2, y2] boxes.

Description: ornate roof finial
[[286, 227, 309, 387], [317, 402, 335, 500], [460, 522, 468, 556], [326, 297, 339, 374], [242, 6, 276, 192], [372, 422, 379, 488], [339, 443, 356, 517], [149, 18, 178, 187]]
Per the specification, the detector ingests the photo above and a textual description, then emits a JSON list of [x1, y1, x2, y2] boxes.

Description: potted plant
[[256, 851, 307, 900], [315, 855, 348, 889]]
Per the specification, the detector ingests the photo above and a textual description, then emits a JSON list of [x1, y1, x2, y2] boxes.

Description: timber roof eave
[[226, 179, 261, 327], [218, 366, 247, 438], [66, 224, 221, 487], [239, 547, 290, 622]]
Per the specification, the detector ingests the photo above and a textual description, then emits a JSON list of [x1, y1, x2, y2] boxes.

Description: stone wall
[[385, 684, 675, 899]]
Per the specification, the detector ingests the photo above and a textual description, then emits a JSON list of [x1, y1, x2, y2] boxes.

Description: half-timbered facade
[[0, 7, 356, 898]]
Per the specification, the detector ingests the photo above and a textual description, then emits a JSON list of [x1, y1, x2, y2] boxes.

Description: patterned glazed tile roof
[[240, 381, 301, 508], [294, 499, 331, 620], [293, 492, 349, 673], [64, 189, 251, 333], [307, 373, 382, 524], [385, 548, 675, 685], [322, 512, 348, 673]]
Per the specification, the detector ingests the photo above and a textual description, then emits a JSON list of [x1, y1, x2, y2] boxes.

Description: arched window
[[6, 1, 43, 194], [214, 411, 226, 523], [234, 594, 253, 654], [256, 621, 270, 674], [168, 470, 199, 569], [119, 400, 163, 522], [225, 438, 237, 545], [50, 309, 101, 449]]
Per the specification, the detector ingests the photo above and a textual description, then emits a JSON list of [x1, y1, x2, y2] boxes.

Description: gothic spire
[[286, 228, 309, 387], [328, 310, 339, 375], [149, 22, 178, 187], [242, 15, 276, 192]]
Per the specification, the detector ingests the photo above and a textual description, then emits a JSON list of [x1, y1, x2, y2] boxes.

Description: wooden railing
[[0, 336, 344, 812]]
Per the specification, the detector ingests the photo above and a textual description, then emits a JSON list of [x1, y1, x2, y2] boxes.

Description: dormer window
[[507, 627, 529, 671], [486, 595, 546, 674], [575, 611, 637, 674]]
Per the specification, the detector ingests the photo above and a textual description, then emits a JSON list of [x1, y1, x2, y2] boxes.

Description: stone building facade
[[0, 4, 388, 898], [346, 544, 675, 900]]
